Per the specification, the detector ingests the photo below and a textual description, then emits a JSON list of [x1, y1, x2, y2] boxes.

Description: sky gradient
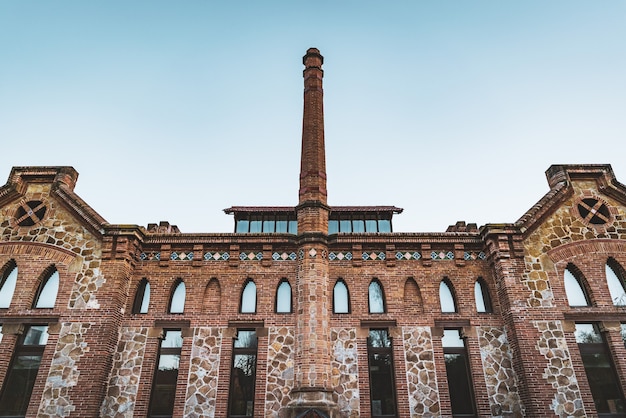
[[1, 1, 625, 233]]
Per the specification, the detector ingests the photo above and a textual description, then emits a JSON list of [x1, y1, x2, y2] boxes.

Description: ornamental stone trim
[[402, 326, 440, 417], [38, 322, 90, 417], [100, 327, 148, 418], [532, 320, 585, 417], [184, 327, 222, 417]]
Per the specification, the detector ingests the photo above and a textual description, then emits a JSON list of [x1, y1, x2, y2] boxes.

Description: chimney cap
[[303, 47, 324, 66]]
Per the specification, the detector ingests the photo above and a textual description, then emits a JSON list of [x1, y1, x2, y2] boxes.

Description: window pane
[[367, 330, 396, 417], [0, 265, 17, 308], [339, 219, 352, 233], [442, 329, 464, 348], [368, 281, 385, 313], [162, 330, 183, 348], [352, 219, 365, 233], [35, 270, 59, 308], [133, 280, 150, 314], [240, 282, 256, 313], [23, 326, 49, 346], [574, 323, 602, 343], [444, 353, 475, 415], [249, 219, 262, 233], [365, 220, 378, 232], [475, 280, 491, 313], [150, 330, 182, 418], [0, 355, 43, 415], [234, 330, 257, 349], [621, 324, 626, 347], [236, 220, 249, 233], [328, 220, 339, 235], [229, 330, 258, 417], [276, 281, 291, 313], [606, 264, 626, 306], [263, 219, 275, 233], [288, 220, 298, 234], [378, 219, 391, 232], [564, 268, 590, 306], [333, 281, 349, 313], [169, 281, 186, 313], [439, 281, 456, 313], [140, 282, 150, 314], [275, 220, 288, 233]]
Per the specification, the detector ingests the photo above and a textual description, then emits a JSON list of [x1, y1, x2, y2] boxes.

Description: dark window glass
[[33, 269, 59, 308], [378, 219, 391, 233], [365, 219, 378, 232], [0, 262, 17, 309], [474, 279, 493, 313], [353, 219, 365, 233], [333, 280, 349, 313], [369, 280, 385, 314], [367, 329, 397, 417], [575, 323, 625, 415], [564, 267, 591, 307], [133, 279, 151, 314], [0, 325, 48, 416], [328, 220, 339, 235], [442, 329, 476, 417], [228, 330, 258, 417], [149, 330, 182, 418], [236, 220, 249, 233]]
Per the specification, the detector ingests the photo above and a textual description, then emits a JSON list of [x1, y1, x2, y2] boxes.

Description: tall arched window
[[0, 261, 18, 309], [132, 279, 150, 314], [439, 279, 457, 313], [564, 265, 591, 307], [275, 280, 292, 313], [605, 261, 626, 306], [368, 280, 385, 313], [169, 280, 186, 313], [33, 268, 59, 309], [333, 280, 350, 314], [240, 280, 257, 313], [474, 278, 493, 313]]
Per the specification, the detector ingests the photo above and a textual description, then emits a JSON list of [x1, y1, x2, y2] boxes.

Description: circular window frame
[[572, 196, 613, 229], [12, 199, 48, 228]]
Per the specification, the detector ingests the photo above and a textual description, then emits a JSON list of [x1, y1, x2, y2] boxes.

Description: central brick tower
[[287, 48, 337, 417]]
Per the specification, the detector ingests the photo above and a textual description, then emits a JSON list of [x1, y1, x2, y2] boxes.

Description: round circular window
[[576, 198, 610, 225], [15, 200, 47, 227]]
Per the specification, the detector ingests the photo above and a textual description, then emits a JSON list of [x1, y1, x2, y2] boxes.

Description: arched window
[[33, 268, 59, 309], [240, 280, 257, 313], [275, 280, 292, 313], [132, 279, 150, 314], [605, 261, 626, 306], [333, 280, 350, 314], [564, 265, 591, 307], [474, 278, 493, 313], [439, 279, 457, 313], [368, 280, 385, 313], [204, 278, 221, 314], [0, 261, 18, 309], [169, 280, 186, 313]]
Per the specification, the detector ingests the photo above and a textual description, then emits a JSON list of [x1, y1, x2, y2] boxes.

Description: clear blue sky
[[1, 1, 625, 233]]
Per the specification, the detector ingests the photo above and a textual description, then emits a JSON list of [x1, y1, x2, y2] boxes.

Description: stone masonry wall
[[402, 326, 440, 418], [265, 326, 295, 417], [37, 322, 90, 417], [331, 327, 359, 418], [477, 326, 524, 417], [100, 327, 148, 418], [184, 327, 223, 418]]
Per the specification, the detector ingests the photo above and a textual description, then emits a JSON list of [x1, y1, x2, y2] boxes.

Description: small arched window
[[275, 280, 292, 313], [439, 279, 457, 313], [605, 261, 626, 306], [240, 280, 257, 313], [33, 268, 59, 309], [474, 278, 493, 313], [333, 280, 350, 314], [132, 279, 150, 314], [0, 261, 18, 309], [169, 280, 186, 313], [368, 280, 385, 313], [564, 266, 591, 307]]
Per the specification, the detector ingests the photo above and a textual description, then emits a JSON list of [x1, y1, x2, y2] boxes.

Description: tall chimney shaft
[[299, 48, 327, 205]]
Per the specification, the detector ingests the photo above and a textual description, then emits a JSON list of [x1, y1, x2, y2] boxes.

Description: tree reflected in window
[[149, 330, 182, 418], [605, 262, 626, 306], [228, 330, 258, 417], [367, 329, 396, 417], [369, 280, 385, 313]]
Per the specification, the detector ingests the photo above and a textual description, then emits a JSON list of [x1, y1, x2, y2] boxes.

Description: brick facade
[[1, 49, 626, 417]]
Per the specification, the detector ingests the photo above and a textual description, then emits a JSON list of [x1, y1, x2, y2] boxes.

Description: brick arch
[[547, 238, 626, 262], [0, 242, 77, 265]]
